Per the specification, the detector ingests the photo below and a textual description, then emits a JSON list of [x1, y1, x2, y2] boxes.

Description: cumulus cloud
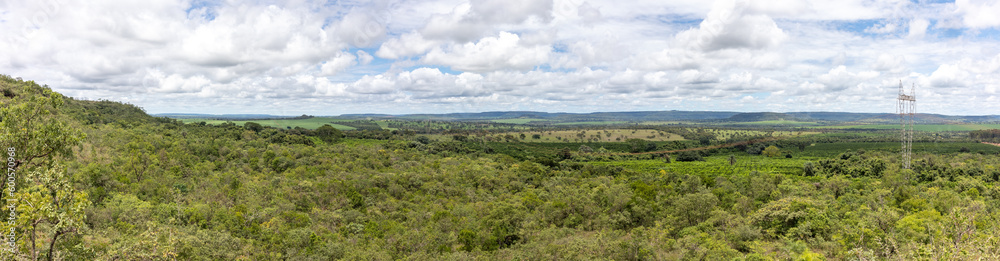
[[675, 0, 787, 52], [320, 52, 357, 76], [955, 0, 1000, 29], [907, 18, 930, 39], [0, 0, 997, 114], [420, 0, 553, 42], [376, 32, 440, 59], [815, 65, 880, 92], [422, 32, 551, 72], [927, 64, 969, 88]]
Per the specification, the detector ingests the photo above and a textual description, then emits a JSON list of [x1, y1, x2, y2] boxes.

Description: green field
[[591, 155, 814, 177], [700, 129, 819, 140], [815, 124, 1000, 131], [374, 120, 397, 130], [553, 121, 630, 125], [178, 117, 357, 130], [734, 120, 821, 126], [490, 118, 551, 124]]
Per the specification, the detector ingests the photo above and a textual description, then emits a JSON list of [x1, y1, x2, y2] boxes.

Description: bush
[[763, 145, 781, 157], [803, 162, 816, 176], [676, 151, 704, 162]]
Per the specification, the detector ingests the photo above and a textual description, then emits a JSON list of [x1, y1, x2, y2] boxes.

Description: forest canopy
[[1, 75, 999, 260]]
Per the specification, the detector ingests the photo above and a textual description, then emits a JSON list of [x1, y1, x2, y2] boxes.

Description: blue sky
[[1, 0, 999, 115]]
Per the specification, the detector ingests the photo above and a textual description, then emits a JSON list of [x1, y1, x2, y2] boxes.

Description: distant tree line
[[970, 129, 1000, 142]]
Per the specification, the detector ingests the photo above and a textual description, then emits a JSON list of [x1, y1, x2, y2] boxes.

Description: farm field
[[815, 124, 1000, 131], [425, 129, 686, 143], [553, 121, 630, 125], [731, 120, 821, 125], [698, 128, 820, 140], [490, 118, 552, 124]]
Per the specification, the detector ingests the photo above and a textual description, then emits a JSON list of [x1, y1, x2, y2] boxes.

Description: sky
[[1, 0, 999, 116]]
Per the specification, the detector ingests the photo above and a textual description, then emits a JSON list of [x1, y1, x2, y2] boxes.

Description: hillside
[[5, 74, 1000, 260], [724, 112, 801, 122]]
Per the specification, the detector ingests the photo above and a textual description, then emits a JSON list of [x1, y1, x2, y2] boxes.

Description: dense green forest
[[2, 74, 1000, 260]]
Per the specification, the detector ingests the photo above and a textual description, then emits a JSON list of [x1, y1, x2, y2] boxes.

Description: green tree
[[0, 77, 90, 260], [315, 124, 343, 143], [762, 145, 781, 158], [803, 162, 816, 176], [0, 81, 85, 172], [2, 165, 90, 260], [675, 191, 718, 226], [244, 122, 264, 132]]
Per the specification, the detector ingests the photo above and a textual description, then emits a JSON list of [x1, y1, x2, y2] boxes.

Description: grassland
[[814, 124, 1000, 131], [553, 121, 630, 125], [733, 120, 821, 125], [489, 118, 551, 124], [591, 155, 812, 177], [423, 129, 685, 142], [699, 129, 820, 140]]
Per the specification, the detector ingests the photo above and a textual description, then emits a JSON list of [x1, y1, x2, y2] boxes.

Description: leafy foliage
[[3, 74, 1000, 259]]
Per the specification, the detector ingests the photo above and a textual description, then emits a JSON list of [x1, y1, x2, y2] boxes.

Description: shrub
[[676, 151, 704, 162]]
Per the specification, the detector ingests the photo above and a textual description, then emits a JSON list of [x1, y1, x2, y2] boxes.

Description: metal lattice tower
[[897, 80, 915, 169]]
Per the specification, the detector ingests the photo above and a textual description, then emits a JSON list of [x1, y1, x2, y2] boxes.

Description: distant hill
[[153, 113, 305, 120], [725, 112, 800, 122], [785, 112, 886, 122], [854, 113, 997, 124], [331, 110, 1000, 124], [350, 110, 743, 122], [153, 110, 1000, 124]]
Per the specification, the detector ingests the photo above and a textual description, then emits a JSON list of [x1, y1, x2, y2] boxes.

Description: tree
[[803, 162, 816, 176], [674, 191, 718, 226], [315, 124, 343, 143], [676, 151, 704, 162], [762, 145, 781, 158], [0, 82, 84, 172], [8, 165, 90, 261], [0, 77, 89, 260], [557, 148, 572, 160], [626, 139, 655, 153], [244, 122, 264, 132]]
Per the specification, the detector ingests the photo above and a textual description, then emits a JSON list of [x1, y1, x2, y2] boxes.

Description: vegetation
[[2, 74, 1000, 259]]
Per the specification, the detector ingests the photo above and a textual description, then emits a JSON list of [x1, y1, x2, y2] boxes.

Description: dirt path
[[983, 142, 1000, 147]]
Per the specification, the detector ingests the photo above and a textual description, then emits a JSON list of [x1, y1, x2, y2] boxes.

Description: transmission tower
[[897, 80, 915, 169]]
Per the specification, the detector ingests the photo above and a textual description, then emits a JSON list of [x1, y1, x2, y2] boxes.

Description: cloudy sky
[[1, 0, 999, 115]]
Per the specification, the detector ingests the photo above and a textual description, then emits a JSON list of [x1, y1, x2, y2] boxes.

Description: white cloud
[[873, 54, 906, 73], [927, 64, 969, 88], [907, 18, 930, 39], [356, 50, 374, 65], [675, 0, 787, 52], [955, 0, 1000, 28], [422, 32, 551, 72], [376, 32, 440, 59], [320, 52, 357, 76], [866, 21, 900, 34], [0, 0, 997, 115]]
